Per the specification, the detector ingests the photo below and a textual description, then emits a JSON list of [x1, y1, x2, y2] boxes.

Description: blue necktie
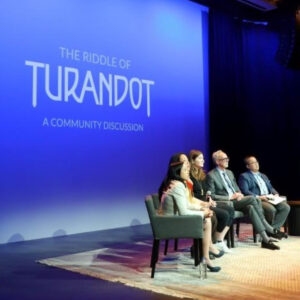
[[223, 172, 235, 193]]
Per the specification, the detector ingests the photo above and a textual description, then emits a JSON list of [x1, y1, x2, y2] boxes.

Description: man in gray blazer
[[206, 150, 285, 250]]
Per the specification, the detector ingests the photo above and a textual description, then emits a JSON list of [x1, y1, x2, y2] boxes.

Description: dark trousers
[[233, 196, 267, 234], [211, 204, 234, 232]]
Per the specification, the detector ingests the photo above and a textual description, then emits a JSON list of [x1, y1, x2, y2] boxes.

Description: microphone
[[206, 190, 211, 201]]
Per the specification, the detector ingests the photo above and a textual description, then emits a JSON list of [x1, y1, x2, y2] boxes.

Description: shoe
[[209, 249, 225, 258], [269, 229, 288, 240], [207, 264, 221, 272], [209, 253, 215, 260], [215, 241, 232, 253], [261, 240, 280, 250], [275, 229, 288, 239]]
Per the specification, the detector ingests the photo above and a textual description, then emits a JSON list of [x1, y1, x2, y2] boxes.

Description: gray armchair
[[145, 194, 204, 278]]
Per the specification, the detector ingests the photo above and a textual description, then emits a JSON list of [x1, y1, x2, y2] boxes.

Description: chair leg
[[225, 231, 230, 248], [193, 239, 200, 266], [198, 238, 203, 264], [174, 238, 178, 251], [230, 224, 235, 248], [151, 239, 160, 278], [164, 239, 169, 255], [252, 226, 257, 243], [236, 220, 240, 237]]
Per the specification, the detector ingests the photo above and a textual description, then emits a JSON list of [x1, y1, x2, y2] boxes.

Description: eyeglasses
[[248, 161, 258, 165], [219, 157, 229, 161]]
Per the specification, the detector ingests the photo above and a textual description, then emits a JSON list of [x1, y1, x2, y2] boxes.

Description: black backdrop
[[208, 8, 300, 198]]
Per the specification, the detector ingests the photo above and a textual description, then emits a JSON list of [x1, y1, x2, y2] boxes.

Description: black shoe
[[275, 229, 288, 239], [207, 264, 221, 272], [261, 240, 280, 250], [209, 250, 225, 258], [269, 230, 288, 240], [269, 238, 279, 242]]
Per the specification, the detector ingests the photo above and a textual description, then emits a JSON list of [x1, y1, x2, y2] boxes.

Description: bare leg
[[214, 225, 230, 242], [203, 218, 214, 266]]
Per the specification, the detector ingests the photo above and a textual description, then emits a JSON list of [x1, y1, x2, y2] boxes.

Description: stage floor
[[1, 223, 298, 300], [0, 224, 175, 300]]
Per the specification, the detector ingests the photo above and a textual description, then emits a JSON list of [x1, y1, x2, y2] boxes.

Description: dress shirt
[[252, 172, 269, 195], [217, 167, 234, 199]]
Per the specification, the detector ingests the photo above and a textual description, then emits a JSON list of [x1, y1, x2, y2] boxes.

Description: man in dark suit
[[238, 156, 290, 232], [206, 150, 285, 250]]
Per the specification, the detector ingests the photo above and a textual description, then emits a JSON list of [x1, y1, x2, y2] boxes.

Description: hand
[[259, 195, 268, 201], [203, 208, 213, 218], [236, 192, 244, 201], [230, 193, 240, 200], [209, 198, 217, 207], [200, 201, 210, 208], [231, 192, 243, 201]]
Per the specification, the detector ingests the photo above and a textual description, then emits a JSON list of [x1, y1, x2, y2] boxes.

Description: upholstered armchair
[[145, 194, 204, 278]]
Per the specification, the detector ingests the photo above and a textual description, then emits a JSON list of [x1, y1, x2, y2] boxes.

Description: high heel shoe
[[207, 264, 221, 272], [209, 249, 225, 258]]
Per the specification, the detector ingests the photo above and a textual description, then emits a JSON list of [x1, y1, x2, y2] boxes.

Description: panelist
[[189, 149, 234, 253], [238, 156, 290, 233], [206, 150, 284, 250], [159, 156, 221, 272]]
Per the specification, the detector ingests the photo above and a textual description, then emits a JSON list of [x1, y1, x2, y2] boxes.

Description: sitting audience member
[[159, 156, 221, 272], [206, 150, 284, 250], [189, 150, 234, 253], [238, 156, 290, 234]]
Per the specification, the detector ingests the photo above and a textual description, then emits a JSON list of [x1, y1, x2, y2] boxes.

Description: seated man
[[238, 155, 290, 233], [206, 150, 285, 250]]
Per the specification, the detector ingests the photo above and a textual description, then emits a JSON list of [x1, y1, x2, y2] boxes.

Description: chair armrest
[[151, 215, 203, 240]]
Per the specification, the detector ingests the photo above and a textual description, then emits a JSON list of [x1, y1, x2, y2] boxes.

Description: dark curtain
[[209, 9, 300, 198]]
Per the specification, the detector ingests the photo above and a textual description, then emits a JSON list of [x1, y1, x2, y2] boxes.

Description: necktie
[[223, 172, 235, 193]]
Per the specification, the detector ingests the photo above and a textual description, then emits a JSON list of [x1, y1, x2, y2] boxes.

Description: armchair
[[145, 194, 204, 278]]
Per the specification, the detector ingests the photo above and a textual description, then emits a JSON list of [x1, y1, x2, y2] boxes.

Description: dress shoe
[[209, 249, 225, 258], [275, 229, 288, 239], [261, 240, 280, 250], [207, 264, 221, 272], [269, 230, 288, 240]]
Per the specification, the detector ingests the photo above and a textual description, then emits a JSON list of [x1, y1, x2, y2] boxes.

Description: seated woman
[[159, 153, 218, 237], [159, 153, 223, 259], [159, 156, 221, 272], [189, 150, 235, 253]]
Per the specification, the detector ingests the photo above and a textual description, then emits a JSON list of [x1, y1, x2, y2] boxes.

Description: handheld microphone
[[206, 190, 211, 201]]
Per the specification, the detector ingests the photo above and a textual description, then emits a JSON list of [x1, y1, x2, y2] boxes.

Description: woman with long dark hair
[[159, 156, 221, 272]]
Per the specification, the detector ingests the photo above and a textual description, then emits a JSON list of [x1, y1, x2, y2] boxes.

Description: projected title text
[[25, 47, 155, 117]]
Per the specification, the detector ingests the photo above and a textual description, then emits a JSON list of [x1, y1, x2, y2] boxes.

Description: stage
[[1, 223, 299, 300]]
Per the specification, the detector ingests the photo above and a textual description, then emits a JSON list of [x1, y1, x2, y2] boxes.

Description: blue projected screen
[[0, 0, 209, 243]]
